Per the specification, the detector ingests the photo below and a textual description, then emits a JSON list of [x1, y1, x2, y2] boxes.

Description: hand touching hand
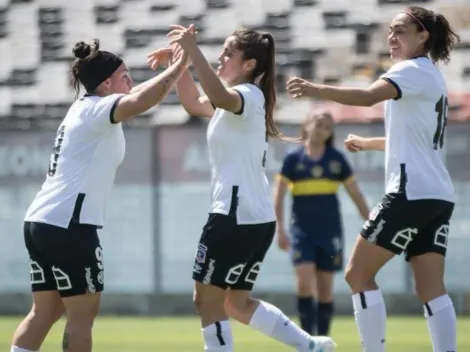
[[167, 24, 198, 52]]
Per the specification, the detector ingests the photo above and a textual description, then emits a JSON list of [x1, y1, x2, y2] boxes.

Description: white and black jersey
[[206, 83, 276, 224], [380, 57, 455, 203], [25, 93, 126, 229], [192, 83, 277, 291]]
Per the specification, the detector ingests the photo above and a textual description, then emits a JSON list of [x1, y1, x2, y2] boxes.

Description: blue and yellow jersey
[[278, 146, 353, 235]]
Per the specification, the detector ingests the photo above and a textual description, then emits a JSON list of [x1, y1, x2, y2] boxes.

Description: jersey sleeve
[[89, 93, 126, 131], [231, 84, 263, 119], [380, 60, 426, 100], [278, 152, 297, 183], [339, 153, 354, 182]]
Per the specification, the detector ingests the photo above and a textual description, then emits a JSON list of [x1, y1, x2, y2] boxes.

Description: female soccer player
[[11, 39, 189, 352], [149, 25, 336, 351], [274, 111, 369, 336], [286, 6, 459, 352]]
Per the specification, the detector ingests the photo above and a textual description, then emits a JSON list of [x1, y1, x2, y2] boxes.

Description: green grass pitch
[[1, 316, 469, 351]]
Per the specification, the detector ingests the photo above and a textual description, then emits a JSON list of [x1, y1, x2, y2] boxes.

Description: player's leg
[[33, 222, 104, 352], [11, 222, 65, 352], [193, 282, 232, 351], [60, 293, 101, 352], [224, 222, 336, 352], [344, 237, 394, 352], [314, 236, 343, 336], [192, 214, 239, 351], [295, 264, 317, 334], [291, 230, 318, 334], [11, 292, 65, 352], [406, 201, 456, 352], [345, 193, 414, 352], [315, 271, 334, 335]]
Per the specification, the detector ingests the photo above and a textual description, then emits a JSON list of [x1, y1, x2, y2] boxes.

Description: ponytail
[[430, 13, 460, 64], [259, 33, 279, 140], [405, 6, 460, 64], [233, 28, 301, 142]]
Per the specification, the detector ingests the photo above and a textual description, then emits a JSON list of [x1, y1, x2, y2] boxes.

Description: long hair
[[405, 6, 460, 64], [232, 28, 300, 142], [301, 111, 335, 146]]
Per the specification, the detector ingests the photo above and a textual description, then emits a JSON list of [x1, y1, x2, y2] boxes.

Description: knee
[[344, 264, 376, 293], [296, 278, 314, 296], [224, 296, 246, 317], [193, 287, 218, 314], [414, 279, 446, 303], [224, 295, 256, 324]]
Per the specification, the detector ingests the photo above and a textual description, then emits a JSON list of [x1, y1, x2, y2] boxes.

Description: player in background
[[274, 111, 369, 336], [148, 25, 336, 351], [286, 6, 459, 352], [11, 40, 189, 352]]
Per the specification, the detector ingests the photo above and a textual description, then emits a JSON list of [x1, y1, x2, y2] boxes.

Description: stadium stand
[[0, 0, 469, 127]]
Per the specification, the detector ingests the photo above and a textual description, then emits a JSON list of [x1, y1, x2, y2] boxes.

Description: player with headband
[[286, 6, 460, 352]]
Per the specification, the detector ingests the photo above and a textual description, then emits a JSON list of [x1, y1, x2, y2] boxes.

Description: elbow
[[361, 91, 383, 107], [360, 96, 378, 107]]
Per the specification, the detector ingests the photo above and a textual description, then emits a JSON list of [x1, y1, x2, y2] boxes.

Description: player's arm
[[274, 174, 291, 251], [112, 56, 188, 123], [343, 177, 369, 221], [364, 137, 386, 151], [274, 175, 289, 230], [185, 44, 244, 114], [286, 77, 399, 107], [176, 70, 215, 118], [345, 135, 385, 152]]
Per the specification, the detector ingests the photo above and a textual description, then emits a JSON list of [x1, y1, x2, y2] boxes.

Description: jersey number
[[48, 125, 65, 177], [433, 95, 448, 150]]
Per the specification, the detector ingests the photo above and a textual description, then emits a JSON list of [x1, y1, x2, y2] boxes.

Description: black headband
[[78, 51, 123, 92]]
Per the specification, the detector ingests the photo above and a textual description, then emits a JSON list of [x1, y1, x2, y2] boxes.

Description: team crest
[[195, 244, 208, 264], [333, 253, 342, 266], [295, 163, 305, 171], [329, 161, 342, 175], [311, 165, 323, 178], [292, 250, 302, 261]]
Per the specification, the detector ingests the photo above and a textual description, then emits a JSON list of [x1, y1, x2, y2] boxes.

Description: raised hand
[[146, 47, 173, 70], [146, 43, 190, 70], [286, 77, 315, 98], [167, 24, 197, 51]]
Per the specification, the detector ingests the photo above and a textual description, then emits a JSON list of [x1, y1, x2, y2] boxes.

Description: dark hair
[[232, 28, 291, 141], [301, 112, 334, 147], [71, 39, 100, 98], [405, 6, 460, 64]]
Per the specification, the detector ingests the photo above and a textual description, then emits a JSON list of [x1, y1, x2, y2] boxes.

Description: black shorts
[[361, 193, 454, 261], [24, 221, 104, 297], [192, 213, 276, 291]]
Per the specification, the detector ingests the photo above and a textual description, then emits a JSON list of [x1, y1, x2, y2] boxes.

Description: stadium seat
[[0, 0, 468, 125]]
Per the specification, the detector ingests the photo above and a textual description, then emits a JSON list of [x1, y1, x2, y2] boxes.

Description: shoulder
[[80, 93, 125, 108], [232, 83, 264, 102], [96, 93, 126, 105], [284, 146, 303, 161], [383, 59, 425, 78]]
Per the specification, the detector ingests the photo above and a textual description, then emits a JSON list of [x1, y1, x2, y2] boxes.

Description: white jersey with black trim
[[25, 93, 126, 228], [207, 83, 276, 224], [380, 57, 455, 202]]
